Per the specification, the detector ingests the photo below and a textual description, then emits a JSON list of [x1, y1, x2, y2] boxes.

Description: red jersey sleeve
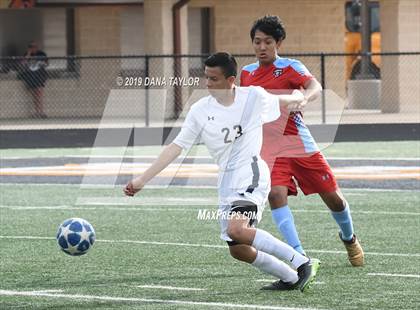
[[288, 60, 313, 89]]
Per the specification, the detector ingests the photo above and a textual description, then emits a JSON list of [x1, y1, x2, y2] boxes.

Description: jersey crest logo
[[208, 116, 215, 121], [273, 68, 283, 77]]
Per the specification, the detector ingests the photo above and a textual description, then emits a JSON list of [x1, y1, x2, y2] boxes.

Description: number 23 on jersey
[[221, 125, 243, 144]]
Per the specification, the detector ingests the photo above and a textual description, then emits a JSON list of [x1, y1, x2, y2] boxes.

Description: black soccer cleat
[[260, 259, 320, 292], [295, 258, 321, 292], [261, 279, 298, 291]]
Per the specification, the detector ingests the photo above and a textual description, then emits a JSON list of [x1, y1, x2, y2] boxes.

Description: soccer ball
[[56, 218, 96, 256]]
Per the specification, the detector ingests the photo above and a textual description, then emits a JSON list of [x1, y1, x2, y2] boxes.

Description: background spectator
[[20, 41, 48, 118]]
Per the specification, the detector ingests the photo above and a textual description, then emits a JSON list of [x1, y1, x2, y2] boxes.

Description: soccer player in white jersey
[[124, 52, 320, 291]]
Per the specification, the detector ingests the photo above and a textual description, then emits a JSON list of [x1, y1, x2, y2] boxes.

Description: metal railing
[[1, 52, 419, 127]]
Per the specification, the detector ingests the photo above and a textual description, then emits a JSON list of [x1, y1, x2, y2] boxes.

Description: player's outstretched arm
[[303, 78, 322, 103], [277, 90, 306, 111], [124, 143, 183, 196]]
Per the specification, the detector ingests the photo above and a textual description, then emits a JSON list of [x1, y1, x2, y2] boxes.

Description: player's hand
[[287, 90, 307, 111], [124, 179, 143, 197]]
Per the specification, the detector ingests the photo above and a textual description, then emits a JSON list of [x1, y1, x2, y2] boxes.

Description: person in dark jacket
[[21, 41, 48, 118]]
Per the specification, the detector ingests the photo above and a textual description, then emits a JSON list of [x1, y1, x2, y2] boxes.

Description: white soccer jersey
[[173, 86, 281, 242], [173, 86, 280, 173]]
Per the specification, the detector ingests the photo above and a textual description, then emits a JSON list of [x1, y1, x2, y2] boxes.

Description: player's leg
[[292, 152, 364, 266], [228, 242, 299, 286], [319, 190, 364, 266], [225, 209, 319, 291], [220, 209, 298, 289], [227, 214, 307, 268], [34, 87, 43, 115], [319, 189, 351, 234], [269, 158, 305, 254]]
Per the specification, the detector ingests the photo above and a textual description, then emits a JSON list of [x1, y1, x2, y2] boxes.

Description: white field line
[[1, 155, 418, 161], [367, 273, 420, 279], [255, 279, 325, 285], [338, 193, 366, 196], [307, 249, 420, 257], [0, 183, 220, 189], [0, 155, 214, 160], [77, 197, 217, 205], [326, 157, 419, 161], [1, 205, 419, 216], [0, 206, 196, 211], [0, 289, 321, 310], [0, 236, 226, 249], [135, 285, 206, 291], [74, 155, 213, 159], [342, 188, 420, 193], [1, 235, 419, 258], [291, 210, 420, 216], [0, 183, 419, 193], [31, 290, 64, 293]]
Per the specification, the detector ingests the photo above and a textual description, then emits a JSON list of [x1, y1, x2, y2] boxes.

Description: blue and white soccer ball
[[56, 218, 96, 256]]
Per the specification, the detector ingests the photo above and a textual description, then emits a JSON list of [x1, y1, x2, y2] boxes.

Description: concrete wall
[[74, 6, 121, 56], [398, 0, 420, 114], [191, 0, 346, 53], [1, 0, 419, 120], [380, 0, 420, 113], [190, 0, 347, 98]]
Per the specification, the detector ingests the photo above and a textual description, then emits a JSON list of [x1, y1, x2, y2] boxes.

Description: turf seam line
[[0, 289, 323, 310], [1, 236, 419, 257], [135, 285, 206, 291], [0, 183, 419, 192], [1, 205, 419, 216], [367, 273, 420, 278]]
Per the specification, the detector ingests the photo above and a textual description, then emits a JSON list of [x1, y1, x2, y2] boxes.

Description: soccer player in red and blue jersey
[[240, 15, 364, 268]]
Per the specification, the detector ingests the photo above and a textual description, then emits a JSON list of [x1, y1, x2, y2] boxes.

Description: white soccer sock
[[252, 250, 298, 283], [252, 228, 309, 269]]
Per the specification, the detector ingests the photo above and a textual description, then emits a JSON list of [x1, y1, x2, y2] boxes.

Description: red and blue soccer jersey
[[240, 57, 319, 163], [241, 57, 337, 195]]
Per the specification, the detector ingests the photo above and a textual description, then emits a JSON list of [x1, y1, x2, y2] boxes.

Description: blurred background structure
[[0, 0, 419, 146]]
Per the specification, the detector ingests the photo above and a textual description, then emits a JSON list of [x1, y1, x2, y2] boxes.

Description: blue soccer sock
[[331, 201, 354, 241], [271, 206, 305, 255]]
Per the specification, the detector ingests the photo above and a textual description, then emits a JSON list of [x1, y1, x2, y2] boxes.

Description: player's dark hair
[[250, 15, 286, 42], [204, 52, 237, 78]]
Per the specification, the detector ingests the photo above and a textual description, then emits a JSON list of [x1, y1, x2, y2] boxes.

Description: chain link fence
[[0, 53, 419, 128]]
